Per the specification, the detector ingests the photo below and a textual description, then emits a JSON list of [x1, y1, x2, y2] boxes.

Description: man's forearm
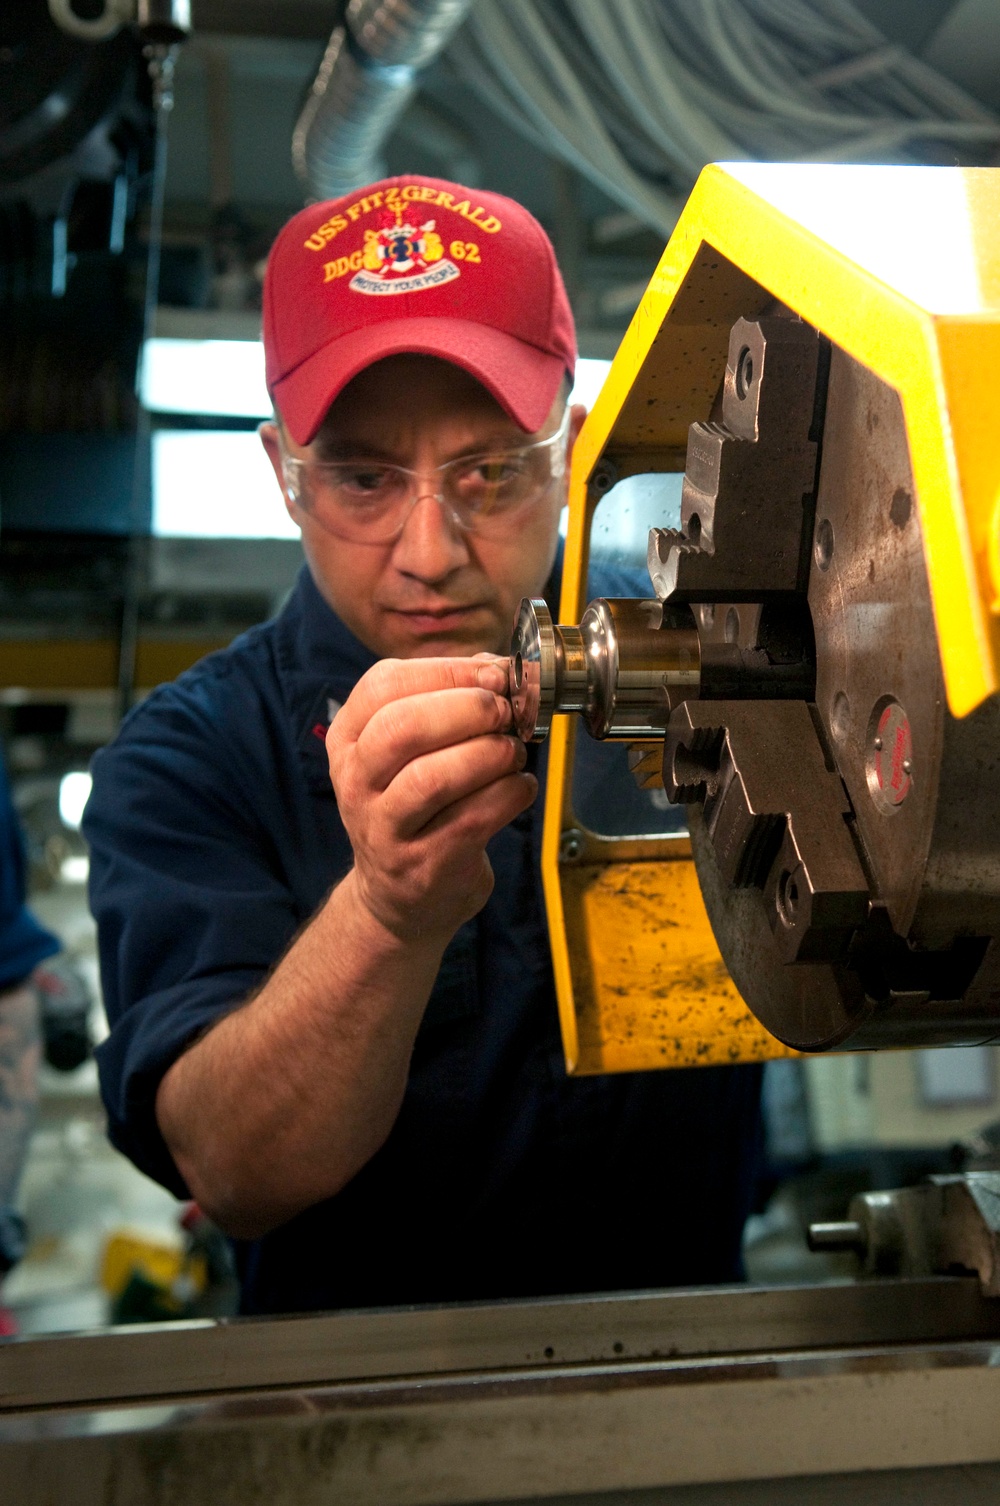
[[155, 655, 530, 1240], [155, 869, 448, 1239], [0, 983, 42, 1208]]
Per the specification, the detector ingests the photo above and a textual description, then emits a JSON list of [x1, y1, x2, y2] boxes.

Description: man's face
[[261, 355, 585, 659]]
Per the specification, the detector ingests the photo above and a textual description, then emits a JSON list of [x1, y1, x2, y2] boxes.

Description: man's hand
[[327, 656, 536, 942]]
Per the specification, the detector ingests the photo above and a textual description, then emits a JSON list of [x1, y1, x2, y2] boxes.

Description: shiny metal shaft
[[509, 597, 701, 743]]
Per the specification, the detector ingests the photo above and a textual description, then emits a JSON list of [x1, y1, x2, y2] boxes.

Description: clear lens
[[333, 464, 411, 503], [319, 464, 413, 528], [446, 451, 540, 518], [283, 412, 569, 544]]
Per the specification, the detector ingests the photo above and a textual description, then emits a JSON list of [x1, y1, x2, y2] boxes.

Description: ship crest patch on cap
[[349, 206, 460, 297]]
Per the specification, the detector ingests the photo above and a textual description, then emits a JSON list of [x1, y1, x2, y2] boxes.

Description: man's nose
[[390, 489, 470, 581]]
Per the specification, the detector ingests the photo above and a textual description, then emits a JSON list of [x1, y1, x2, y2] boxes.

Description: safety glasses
[[280, 409, 570, 544]]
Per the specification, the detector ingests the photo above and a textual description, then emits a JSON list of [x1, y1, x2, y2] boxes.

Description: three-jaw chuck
[[509, 310, 1000, 1057]]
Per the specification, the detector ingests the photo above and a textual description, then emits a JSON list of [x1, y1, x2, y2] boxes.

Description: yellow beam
[[0, 638, 233, 692]]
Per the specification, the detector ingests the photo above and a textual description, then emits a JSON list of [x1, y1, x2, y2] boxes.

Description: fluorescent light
[[723, 164, 987, 316], [151, 430, 300, 539], [141, 338, 270, 418], [60, 855, 90, 884], [140, 340, 612, 424], [59, 771, 92, 831]]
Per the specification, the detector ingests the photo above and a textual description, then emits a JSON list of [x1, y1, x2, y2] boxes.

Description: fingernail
[[513, 737, 528, 766], [477, 662, 509, 694]]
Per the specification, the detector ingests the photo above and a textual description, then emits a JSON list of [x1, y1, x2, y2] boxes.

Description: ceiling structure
[[155, 0, 1000, 356]]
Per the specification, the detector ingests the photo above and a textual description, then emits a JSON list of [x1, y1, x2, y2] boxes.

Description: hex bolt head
[[559, 829, 583, 863], [590, 461, 617, 495]]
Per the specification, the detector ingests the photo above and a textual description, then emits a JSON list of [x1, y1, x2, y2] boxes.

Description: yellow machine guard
[[547, 162, 1000, 1075]]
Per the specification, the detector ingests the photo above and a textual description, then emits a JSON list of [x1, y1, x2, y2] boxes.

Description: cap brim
[[271, 317, 569, 446]]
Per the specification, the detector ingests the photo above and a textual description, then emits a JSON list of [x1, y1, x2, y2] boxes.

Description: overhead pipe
[[47, 0, 134, 43], [293, 0, 477, 202], [47, 0, 190, 46]]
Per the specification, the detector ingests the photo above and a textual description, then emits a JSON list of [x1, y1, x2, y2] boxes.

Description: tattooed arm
[[0, 982, 41, 1208]]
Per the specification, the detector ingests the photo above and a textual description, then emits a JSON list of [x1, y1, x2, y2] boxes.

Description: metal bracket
[[663, 698, 870, 964], [810, 1172, 1000, 1297], [647, 316, 820, 603]]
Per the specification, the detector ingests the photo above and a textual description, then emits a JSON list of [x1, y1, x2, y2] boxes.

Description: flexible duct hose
[[293, 0, 476, 201]]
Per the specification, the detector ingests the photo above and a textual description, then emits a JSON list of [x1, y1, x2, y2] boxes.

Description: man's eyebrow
[[313, 437, 399, 462], [452, 431, 530, 455], [314, 429, 532, 463]]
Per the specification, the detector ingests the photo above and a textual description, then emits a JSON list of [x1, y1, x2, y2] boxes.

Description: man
[[85, 175, 761, 1315]]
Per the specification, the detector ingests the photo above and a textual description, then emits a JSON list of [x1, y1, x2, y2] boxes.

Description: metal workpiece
[[509, 596, 700, 743], [646, 316, 822, 605], [508, 589, 812, 747], [808, 1173, 1000, 1298]]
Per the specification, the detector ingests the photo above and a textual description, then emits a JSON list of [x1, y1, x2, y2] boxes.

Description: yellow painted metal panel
[[546, 162, 1000, 1074], [933, 319, 1000, 626], [0, 639, 119, 690], [136, 637, 233, 687], [560, 859, 793, 1075], [0, 637, 232, 691], [541, 717, 582, 1072]]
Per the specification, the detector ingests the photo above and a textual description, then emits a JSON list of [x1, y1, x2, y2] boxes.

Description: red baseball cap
[[263, 174, 576, 447]]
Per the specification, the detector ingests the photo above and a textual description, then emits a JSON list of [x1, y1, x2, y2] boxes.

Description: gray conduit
[[293, 0, 477, 202]]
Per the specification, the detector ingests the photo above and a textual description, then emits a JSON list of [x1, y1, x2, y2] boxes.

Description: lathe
[[2, 163, 1000, 1505], [513, 201, 1000, 1046]]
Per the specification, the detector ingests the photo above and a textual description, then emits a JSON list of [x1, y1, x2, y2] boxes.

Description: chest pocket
[[418, 920, 480, 1032]]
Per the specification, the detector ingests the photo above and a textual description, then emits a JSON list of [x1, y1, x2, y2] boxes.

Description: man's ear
[[259, 421, 283, 486], [258, 421, 298, 525], [567, 402, 587, 457]]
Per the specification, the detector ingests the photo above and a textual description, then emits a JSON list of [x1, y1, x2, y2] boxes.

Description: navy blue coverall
[[85, 563, 762, 1315]]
